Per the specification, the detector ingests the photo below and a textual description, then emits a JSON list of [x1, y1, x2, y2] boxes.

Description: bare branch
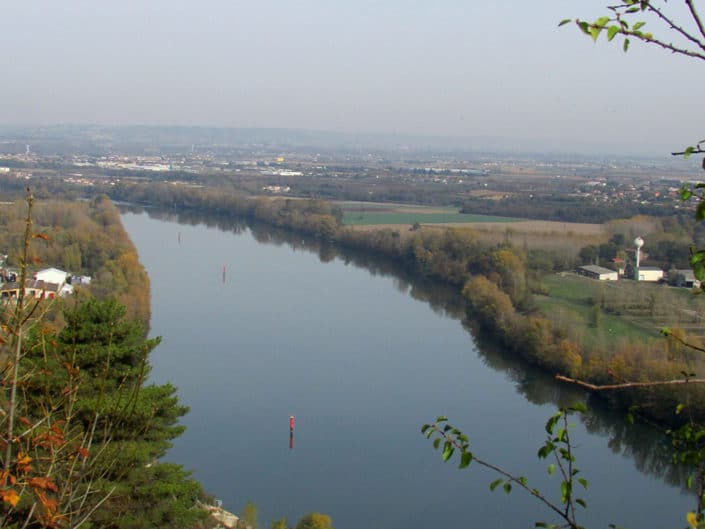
[[555, 374, 705, 390], [643, 1, 705, 53], [620, 28, 705, 60], [685, 0, 705, 42]]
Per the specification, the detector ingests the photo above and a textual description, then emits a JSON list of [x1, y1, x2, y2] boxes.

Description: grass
[[340, 204, 518, 226], [537, 274, 664, 347]]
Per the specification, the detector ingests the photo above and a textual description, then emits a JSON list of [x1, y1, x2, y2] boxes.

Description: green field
[[536, 274, 665, 347], [339, 203, 518, 226]]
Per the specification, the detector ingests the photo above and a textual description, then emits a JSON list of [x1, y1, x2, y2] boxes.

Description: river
[[121, 208, 692, 529]]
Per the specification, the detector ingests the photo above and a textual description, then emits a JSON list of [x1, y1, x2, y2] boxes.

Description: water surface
[[122, 210, 691, 529]]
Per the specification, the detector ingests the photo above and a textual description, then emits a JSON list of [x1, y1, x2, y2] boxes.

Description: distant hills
[[0, 123, 693, 164]]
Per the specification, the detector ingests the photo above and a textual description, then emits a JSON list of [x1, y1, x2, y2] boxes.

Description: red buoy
[[289, 415, 295, 431]]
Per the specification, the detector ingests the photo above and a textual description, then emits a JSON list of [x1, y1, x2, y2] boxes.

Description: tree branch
[[435, 425, 579, 529], [644, 1, 705, 53], [555, 374, 705, 390], [685, 0, 705, 42], [672, 146, 705, 156]]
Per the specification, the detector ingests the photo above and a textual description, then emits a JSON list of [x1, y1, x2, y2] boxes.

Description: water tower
[[634, 236, 644, 280]]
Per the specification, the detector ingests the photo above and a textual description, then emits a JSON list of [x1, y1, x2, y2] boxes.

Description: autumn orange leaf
[[16, 453, 32, 466], [1, 488, 20, 507], [29, 476, 58, 492]]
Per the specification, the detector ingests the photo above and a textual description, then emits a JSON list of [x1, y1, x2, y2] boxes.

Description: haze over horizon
[[3, 0, 705, 156]]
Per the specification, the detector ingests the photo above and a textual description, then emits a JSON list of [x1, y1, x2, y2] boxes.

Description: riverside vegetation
[[107, 182, 705, 423], [0, 193, 205, 528], [0, 194, 339, 529]]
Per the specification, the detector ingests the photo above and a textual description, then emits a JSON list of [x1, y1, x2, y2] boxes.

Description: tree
[[240, 501, 260, 529], [295, 513, 333, 529], [426, 3, 705, 529], [0, 191, 204, 529]]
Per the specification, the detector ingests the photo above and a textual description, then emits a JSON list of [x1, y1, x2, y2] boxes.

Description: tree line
[[109, 182, 705, 421]]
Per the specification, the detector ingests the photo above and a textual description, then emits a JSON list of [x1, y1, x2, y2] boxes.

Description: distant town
[[0, 125, 700, 223]]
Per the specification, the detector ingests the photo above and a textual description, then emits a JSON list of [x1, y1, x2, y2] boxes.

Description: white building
[[578, 265, 618, 281], [636, 266, 664, 282], [34, 267, 69, 286]]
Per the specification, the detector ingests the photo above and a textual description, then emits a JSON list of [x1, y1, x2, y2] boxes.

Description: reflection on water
[[124, 204, 689, 491], [121, 204, 693, 527]]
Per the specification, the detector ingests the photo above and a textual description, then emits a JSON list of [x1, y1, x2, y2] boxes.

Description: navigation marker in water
[[289, 415, 295, 450]]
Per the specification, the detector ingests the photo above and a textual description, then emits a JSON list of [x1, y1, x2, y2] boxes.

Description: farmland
[[338, 202, 518, 226], [537, 274, 705, 348]]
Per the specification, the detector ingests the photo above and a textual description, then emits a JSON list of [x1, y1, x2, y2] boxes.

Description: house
[[34, 267, 70, 287], [669, 269, 701, 289], [0, 279, 60, 300], [636, 266, 664, 282], [577, 265, 619, 281]]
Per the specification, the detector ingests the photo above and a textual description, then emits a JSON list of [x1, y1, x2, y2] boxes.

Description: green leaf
[[433, 437, 441, 449], [537, 442, 554, 459], [436, 415, 448, 422], [595, 16, 610, 28], [685, 146, 695, 160], [441, 442, 454, 462], [688, 475, 694, 489], [577, 477, 588, 489], [503, 482, 512, 494], [696, 200, 705, 221], [632, 21, 646, 31], [681, 188, 693, 201], [578, 21, 590, 35], [548, 463, 555, 475], [623, 38, 630, 52], [459, 451, 473, 469], [558, 19, 572, 27], [489, 478, 502, 491], [560, 481, 570, 503], [545, 412, 562, 434], [625, 410, 634, 425], [676, 403, 685, 415], [576, 498, 587, 508], [607, 25, 620, 41], [590, 25, 602, 42], [421, 424, 430, 433], [569, 402, 587, 414]]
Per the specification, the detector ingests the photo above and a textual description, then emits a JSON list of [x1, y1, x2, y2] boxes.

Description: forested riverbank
[[0, 195, 206, 528], [110, 182, 705, 422]]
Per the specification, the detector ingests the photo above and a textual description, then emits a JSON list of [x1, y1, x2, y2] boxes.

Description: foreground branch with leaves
[[422, 405, 591, 529]]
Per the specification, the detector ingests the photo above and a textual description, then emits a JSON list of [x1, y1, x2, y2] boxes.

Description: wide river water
[[122, 209, 691, 529]]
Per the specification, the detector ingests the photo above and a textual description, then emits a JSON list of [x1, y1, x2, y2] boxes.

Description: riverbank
[[109, 183, 705, 422]]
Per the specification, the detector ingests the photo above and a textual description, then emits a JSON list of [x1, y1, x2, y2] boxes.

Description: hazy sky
[[2, 0, 705, 154]]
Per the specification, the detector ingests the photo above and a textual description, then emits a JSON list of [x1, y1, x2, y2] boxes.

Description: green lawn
[[342, 209, 519, 226], [537, 274, 664, 346]]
